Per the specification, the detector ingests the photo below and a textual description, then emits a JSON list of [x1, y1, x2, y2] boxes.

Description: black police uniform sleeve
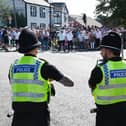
[[40, 62, 64, 81], [88, 66, 103, 89]]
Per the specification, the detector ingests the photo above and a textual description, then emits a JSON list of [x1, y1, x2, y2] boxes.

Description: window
[[31, 23, 37, 28], [40, 23, 46, 28], [30, 6, 37, 17], [54, 12, 61, 24], [40, 7, 46, 18], [64, 14, 67, 22], [57, 15, 61, 24]]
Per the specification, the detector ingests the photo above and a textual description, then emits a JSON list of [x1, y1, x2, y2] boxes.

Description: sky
[[52, 0, 98, 18]]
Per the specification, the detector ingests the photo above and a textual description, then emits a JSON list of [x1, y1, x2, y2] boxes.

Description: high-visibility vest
[[93, 60, 126, 105], [9, 56, 51, 102]]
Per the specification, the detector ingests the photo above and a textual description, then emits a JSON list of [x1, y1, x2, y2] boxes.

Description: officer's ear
[[30, 47, 38, 54]]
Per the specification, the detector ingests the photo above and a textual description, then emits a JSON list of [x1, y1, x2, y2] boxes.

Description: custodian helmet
[[100, 32, 122, 51], [18, 29, 41, 53]]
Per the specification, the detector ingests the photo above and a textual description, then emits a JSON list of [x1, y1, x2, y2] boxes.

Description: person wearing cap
[[8, 28, 74, 126], [88, 32, 126, 126]]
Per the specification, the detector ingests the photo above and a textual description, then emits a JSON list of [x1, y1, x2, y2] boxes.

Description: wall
[[26, 3, 50, 29]]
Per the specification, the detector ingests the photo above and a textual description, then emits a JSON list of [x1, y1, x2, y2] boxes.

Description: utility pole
[[50, 3, 52, 33], [48, 0, 52, 39], [12, 0, 17, 27]]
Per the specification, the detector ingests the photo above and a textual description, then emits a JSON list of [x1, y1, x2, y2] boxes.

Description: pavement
[[0, 47, 17, 52], [1, 50, 125, 126]]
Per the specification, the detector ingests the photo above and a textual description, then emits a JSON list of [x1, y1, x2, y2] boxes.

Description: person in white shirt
[[65, 29, 73, 52], [84, 31, 90, 49], [57, 30, 65, 52], [14, 29, 20, 50], [78, 31, 84, 50], [94, 29, 102, 48]]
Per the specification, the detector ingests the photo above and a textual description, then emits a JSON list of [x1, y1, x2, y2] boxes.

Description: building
[[0, 0, 50, 28], [24, 0, 50, 28], [51, 2, 69, 28], [0, 0, 69, 29]]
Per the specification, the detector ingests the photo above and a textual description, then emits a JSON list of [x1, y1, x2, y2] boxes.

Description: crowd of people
[[0, 26, 125, 52]]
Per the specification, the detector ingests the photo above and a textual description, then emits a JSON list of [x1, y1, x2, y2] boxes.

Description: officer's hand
[[59, 76, 74, 87], [50, 84, 56, 96]]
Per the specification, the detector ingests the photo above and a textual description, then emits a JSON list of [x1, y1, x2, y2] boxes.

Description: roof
[[70, 15, 102, 27], [24, 0, 50, 7], [51, 2, 66, 6], [51, 2, 69, 13]]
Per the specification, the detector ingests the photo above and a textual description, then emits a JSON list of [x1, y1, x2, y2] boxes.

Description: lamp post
[[12, 0, 17, 27], [48, 0, 52, 39], [50, 4, 52, 34]]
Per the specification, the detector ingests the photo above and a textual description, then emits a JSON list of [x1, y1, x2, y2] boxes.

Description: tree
[[44, 0, 49, 3], [0, 0, 11, 25], [96, 14, 112, 27], [96, 0, 126, 27], [16, 13, 27, 27], [10, 13, 27, 27]]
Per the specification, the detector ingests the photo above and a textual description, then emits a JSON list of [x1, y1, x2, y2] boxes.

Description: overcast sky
[[52, 0, 98, 18]]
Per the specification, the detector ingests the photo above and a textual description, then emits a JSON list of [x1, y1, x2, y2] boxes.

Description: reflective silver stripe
[[100, 45, 121, 51], [99, 84, 126, 89], [97, 95, 126, 101], [103, 64, 109, 85], [11, 79, 44, 85], [13, 92, 44, 98], [34, 60, 41, 80]]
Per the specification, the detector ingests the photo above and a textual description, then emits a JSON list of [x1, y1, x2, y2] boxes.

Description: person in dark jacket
[[9, 28, 74, 126], [2, 27, 9, 51], [88, 32, 126, 126]]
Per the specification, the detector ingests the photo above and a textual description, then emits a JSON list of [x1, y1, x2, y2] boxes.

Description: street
[[1, 50, 125, 126]]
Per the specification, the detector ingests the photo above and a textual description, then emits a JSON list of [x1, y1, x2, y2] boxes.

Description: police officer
[[88, 32, 126, 126], [9, 29, 74, 126]]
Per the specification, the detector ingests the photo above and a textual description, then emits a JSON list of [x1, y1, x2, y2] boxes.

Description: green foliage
[[0, 0, 26, 27], [44, 0, 49, 3], [0, 0, 11, 25], [96, 0, 126, 27], [96, 15, 109, 26], [10, 12, 27, 27]]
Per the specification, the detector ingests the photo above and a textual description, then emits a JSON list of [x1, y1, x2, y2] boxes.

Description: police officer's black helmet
[[100, 32, 122, 51], [18, 29, 41, 53]]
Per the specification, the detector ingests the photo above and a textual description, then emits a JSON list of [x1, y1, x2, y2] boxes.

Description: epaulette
[[97, 59, 107, 66], [39, 58, 48, 63]]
